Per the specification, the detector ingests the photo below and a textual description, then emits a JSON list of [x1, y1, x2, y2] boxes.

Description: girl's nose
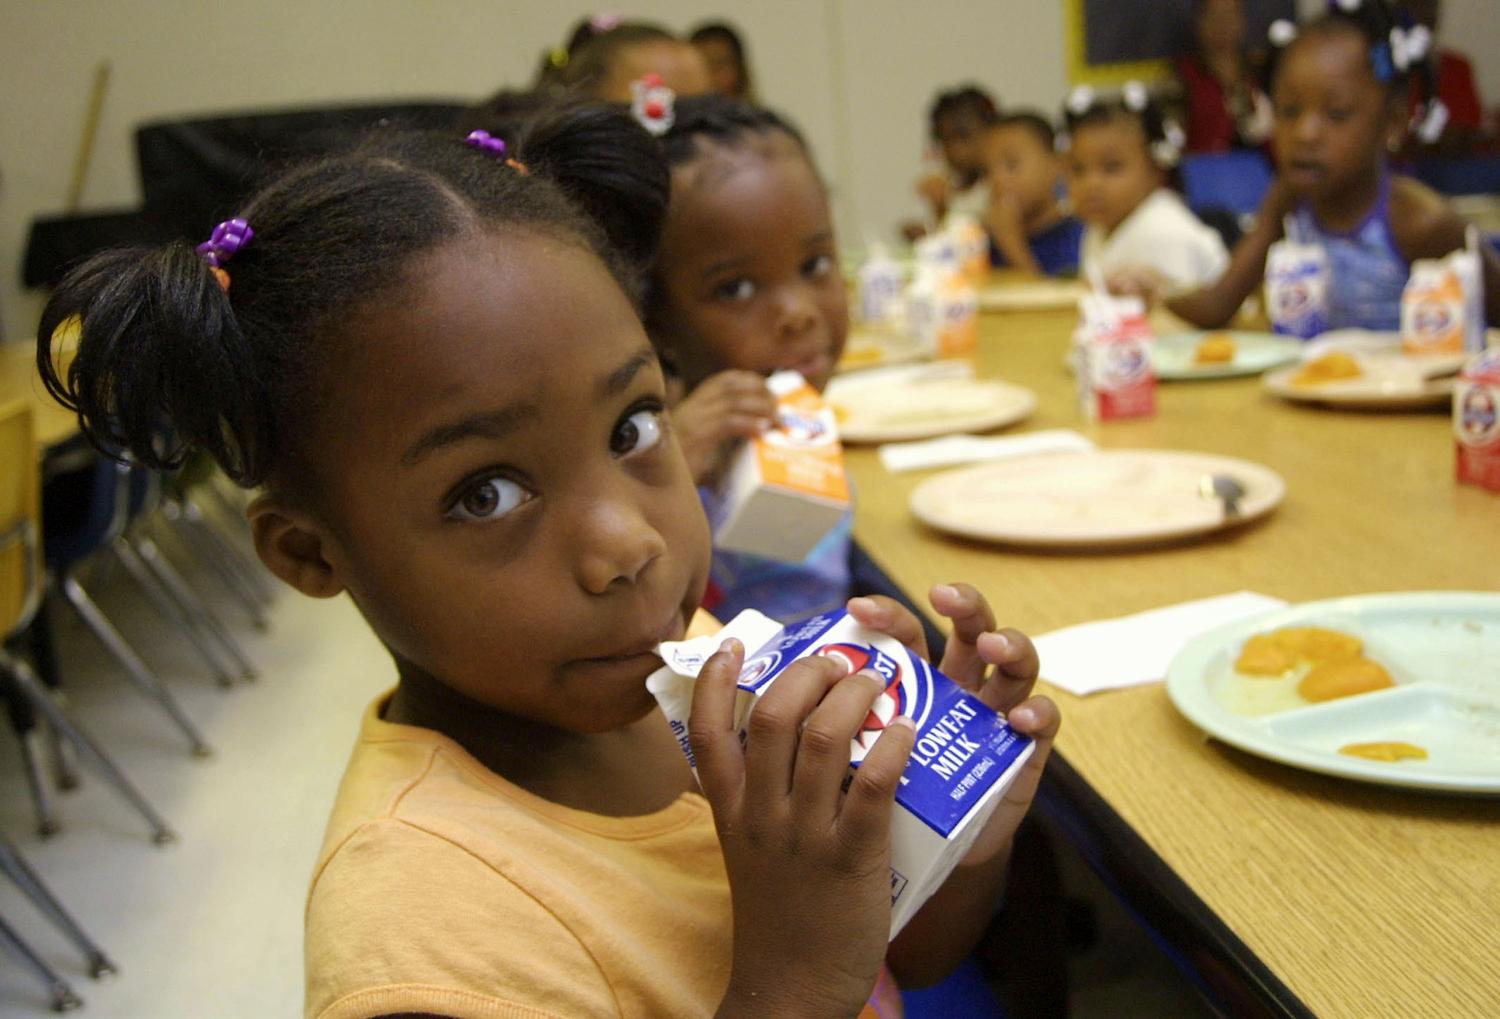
[[775, 284, 819, 338], [574, 492, 668, 595]]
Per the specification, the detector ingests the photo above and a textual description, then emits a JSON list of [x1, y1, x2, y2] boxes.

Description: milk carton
[[1074, 293, 1156, 420], [1403, 239, 1485, 356], [906, 266, 978, 360], [857, 243, 905, 327], [913, 232, 961, 279], [945, 213, 991, 285], [647, 608, 1036, 938], [713, 371, 850, 562], [1455, 349, 1500, 492], [1265, 233, 1329, 340]]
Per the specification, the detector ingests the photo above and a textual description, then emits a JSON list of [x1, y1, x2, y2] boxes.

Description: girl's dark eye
[[803, 254, 833, 278], [714, 278, 756, 301], [446, 476, 530, 522], [611, 407, 665, 457]]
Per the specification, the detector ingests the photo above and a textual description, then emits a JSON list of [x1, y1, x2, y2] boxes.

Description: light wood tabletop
[[0, 341, 78, 450], [842, 305, 1500, 1018]]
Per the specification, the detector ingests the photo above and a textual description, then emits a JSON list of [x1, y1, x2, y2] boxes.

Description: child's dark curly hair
[[37, 102, 669, 495]]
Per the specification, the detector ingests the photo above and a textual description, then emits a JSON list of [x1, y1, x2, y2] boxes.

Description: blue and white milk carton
[[647, 609, 1035, 937], [1265, 227, 1329, 340]]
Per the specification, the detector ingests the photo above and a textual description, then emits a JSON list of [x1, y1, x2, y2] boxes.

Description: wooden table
[[843, 307, 1500, 1018], [0, 341, 78, 450]]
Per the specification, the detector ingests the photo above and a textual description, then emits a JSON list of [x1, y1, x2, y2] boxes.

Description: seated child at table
[[984, 111, 1084, 276], [1165, 0, 1500, 329], [904, 84, 1002, 240], [644, 94, 855, 622], [37, 101, 1058, 1018], [535, 17, 711, 102], [1065, 84, 1229, 292]]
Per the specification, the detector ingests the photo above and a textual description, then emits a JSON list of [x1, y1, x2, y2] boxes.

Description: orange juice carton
[[857, 242, 905, 326], [1455, 349, 1500, 492], [1403, 237, 1485, 356], [713, 371, 850, 562], [945, 213, 991, 284], [906, 266, 978, 360], [647, 607, 1036, 938], [1074, 293, 1156, 421], [1265, 227, 1329, 340]]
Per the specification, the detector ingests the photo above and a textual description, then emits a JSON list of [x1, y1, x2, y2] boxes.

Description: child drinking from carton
[[984, 111, 1084, 276], [1161, 0, 1500, 334], [39, 102, 1059, 1019], [647, 95, 858, 622], [903, 85, 1002, 241], [1064, 83, 1230, 293]]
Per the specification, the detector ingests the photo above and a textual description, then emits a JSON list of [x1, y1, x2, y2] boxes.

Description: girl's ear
[[247, 494, 346, 599]]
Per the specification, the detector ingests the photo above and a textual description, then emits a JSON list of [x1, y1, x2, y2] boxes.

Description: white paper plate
[[1152, 331, 1304, 380], [978, 279, 1086, 312], [1263, 354, 1460, 410], [1166, 592, 1500, 793], [828, 376, 1036, 444], [909, 449, 1284, 548], [836, 325, 931, 374]]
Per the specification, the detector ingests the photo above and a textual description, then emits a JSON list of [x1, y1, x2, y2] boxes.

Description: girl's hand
[[916, 171, 951, 212], [846, 586, 1058, 867], [1105, 266, 1169, 306], [691, 640, 916, 1018], [671, 371, 777, 484]]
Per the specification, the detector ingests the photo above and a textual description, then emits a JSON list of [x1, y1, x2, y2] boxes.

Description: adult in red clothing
[[1400, 0, 1486, 156], [1175, 0, 1273, 153]]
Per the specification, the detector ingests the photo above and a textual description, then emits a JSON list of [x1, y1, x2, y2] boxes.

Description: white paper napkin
[[878, 429, 1095, 473], [1034, 591, 1287, 696]]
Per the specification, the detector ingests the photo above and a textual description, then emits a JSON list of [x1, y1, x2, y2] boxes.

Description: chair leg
[[0, 911, 84, 1011], [159, 506, 270, 630], [110, 541, 235, 688], [57, 575, 212, 759], [0, 840, 116, 979], [130, 535, 257, 682], [20, 609, 80, 791], [0, 653, 176, 844], [19, 731, 60, 838], [186, 495, 276, 607]]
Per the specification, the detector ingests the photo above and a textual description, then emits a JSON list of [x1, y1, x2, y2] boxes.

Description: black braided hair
[[928, 86, 1001, 139], [36, 102, 668, 495], [1061, 85, 1185, 169], [1266, 0, 1442, 138]]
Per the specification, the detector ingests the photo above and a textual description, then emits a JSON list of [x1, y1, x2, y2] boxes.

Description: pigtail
[[37, 242, 267, 485], [1058, 83, 1183, 169], [514, 100, 670, 277]]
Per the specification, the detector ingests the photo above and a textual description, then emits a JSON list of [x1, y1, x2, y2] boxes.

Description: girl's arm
[[984, 189, 1043, 276], [845, 589, 1059, 988], [1167, 179, 1294, 327], [1390, 177, 1500, 327]]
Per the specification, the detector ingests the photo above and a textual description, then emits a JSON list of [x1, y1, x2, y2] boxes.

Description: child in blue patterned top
[[1164, 0, 1500, 330]]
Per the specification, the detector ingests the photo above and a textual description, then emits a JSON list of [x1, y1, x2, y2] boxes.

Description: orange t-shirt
[[305, 695, 904, 1018]]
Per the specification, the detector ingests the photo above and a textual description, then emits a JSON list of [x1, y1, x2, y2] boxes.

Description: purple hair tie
[[465, 129, 508, 158], [196, 218, 255, 268]]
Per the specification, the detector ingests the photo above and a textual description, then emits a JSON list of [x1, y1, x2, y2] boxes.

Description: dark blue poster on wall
[[1084, 0, 1297, 65]]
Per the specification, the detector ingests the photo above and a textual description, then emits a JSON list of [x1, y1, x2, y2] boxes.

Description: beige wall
[[3, 1, 1496, 343]]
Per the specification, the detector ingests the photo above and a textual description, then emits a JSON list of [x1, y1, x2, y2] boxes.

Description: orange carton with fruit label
[[1455, 349, 1500, 492], [714, 371, 850, 561]]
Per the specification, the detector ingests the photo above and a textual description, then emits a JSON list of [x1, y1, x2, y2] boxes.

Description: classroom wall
[[2, 1, 1496, 344]]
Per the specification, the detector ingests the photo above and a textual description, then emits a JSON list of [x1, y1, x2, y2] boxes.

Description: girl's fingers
[[791, 669, 891, 820], [718, 413, 774, 439], [837, 717, 915, 846], [845, 595, 930, 660], [741, 654, 853, 817], [688, 640, 749, 813], [972, 629, 1041, 714], [931, 583, 997, 689], [995, 696, 1060, 811]]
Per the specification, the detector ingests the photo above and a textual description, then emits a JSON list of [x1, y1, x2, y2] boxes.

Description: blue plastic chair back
[[1180, 150, 1275, 219], [1411, 157, 1500, 196]]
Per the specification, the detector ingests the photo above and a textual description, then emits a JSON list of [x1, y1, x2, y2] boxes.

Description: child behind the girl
[[37, 102, 1058, 1018], [904, 85, 1002, 240], [1065, 85, 1229, 292], [647, 95, 857, 623], [1168, 0, 1500, 329], [984, 111, 1083, 276]]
